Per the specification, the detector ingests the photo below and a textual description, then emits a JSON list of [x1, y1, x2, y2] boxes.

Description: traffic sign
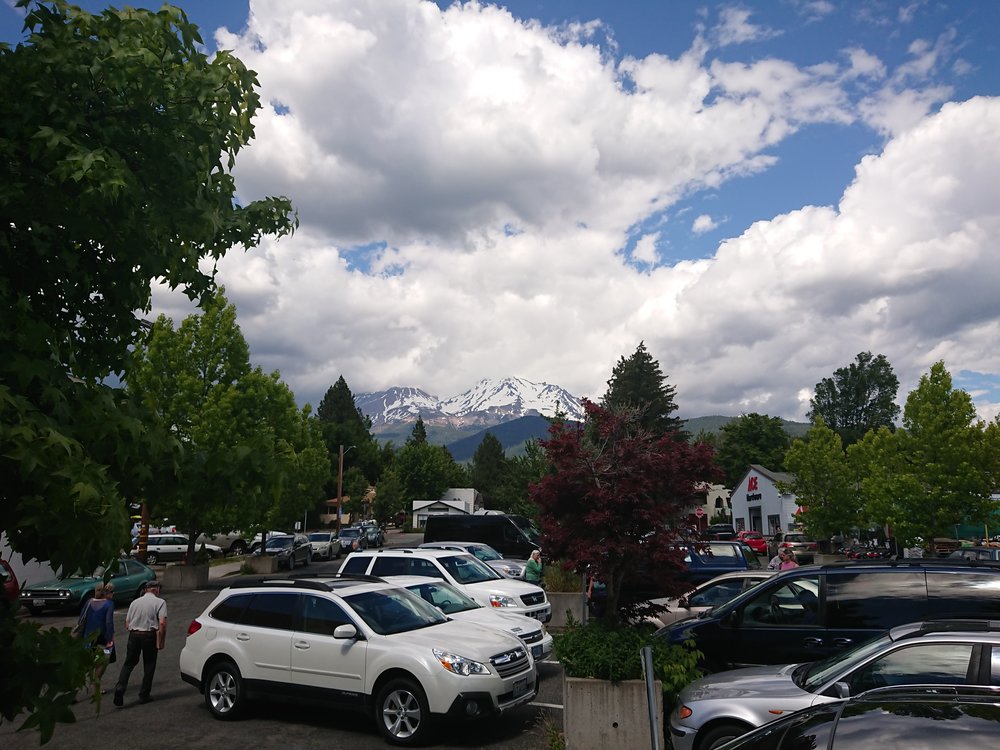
[[694, 507, 705, 518]]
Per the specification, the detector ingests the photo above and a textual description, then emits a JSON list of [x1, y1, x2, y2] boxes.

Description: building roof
[[743, 464, 795, 487]]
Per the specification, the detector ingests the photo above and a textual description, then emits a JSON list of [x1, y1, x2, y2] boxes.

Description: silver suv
[[341, 548, 551, 622], [179, 577, 537, 745]]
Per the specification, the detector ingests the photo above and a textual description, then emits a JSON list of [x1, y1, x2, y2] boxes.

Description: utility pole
[[335, 445, 355, 534]]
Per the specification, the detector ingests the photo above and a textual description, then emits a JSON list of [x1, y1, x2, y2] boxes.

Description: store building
[[730, 465, 800, 535], [412, 488, 484, 528]]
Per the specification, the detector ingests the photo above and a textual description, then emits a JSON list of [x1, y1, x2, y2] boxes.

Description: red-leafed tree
[[531, 399, 718, 623]]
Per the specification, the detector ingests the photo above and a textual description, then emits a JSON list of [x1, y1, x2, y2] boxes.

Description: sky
[[4, 0, 1000, 422]]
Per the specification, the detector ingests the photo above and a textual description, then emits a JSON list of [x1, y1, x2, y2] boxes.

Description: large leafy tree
[[395, 441, 465, 504], [492, 440, 551, 518], [849, 362, 995, 548], [532, 400, 717, 624], [808, 352, 900, 446], [0, 2, 294, 734], [128, 292, 328, 557], [602, 342, 684, 436], [716, 413, 790, 486], [469, 432, 508, 507], [783, 418, 859, 541]]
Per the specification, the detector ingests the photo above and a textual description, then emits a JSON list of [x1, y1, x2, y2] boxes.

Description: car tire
[[375, 677, 431, 746], [698, 722, 751, 750], [229, 540, 247, 556], [146, 552, 159, 565], [204, 661, 246, 720]]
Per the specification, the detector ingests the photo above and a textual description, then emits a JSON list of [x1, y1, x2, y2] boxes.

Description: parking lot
[[2, 540, 565, 750]]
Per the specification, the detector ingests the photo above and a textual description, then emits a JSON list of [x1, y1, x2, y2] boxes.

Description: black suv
[[721, 685, 1000, 749], [658, 558, 1000, 670]]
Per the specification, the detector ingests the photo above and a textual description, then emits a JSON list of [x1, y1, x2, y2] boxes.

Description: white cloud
[[148, 2, 1000, 425], [712, 6, 781, 47], [692, 215, 718, 234]]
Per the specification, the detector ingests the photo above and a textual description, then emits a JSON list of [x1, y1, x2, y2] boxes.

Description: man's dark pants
[[115, 631, 158, 700]]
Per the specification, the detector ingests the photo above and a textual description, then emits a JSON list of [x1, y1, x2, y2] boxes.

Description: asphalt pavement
[[1, 530, 564, 749]]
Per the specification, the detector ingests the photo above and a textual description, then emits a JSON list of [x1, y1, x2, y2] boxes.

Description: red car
[[736, 530, 768, 555], [0, 559, 19, 604]]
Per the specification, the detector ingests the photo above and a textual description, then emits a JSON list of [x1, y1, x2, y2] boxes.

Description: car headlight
[[489, 594, 517, 608], [433, 648, 490, 676]]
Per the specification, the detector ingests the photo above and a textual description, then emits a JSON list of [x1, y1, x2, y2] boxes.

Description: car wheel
[[229, 541, 247, 556], [146, 552, 159, 565], [376, 678, 430, 746], [698, 722, 750, 750], [204, 661, 246, 720]]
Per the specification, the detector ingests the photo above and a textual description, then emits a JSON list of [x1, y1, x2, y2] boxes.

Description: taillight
[[678, 705, 693, 720], [187, 619, 203, 636]]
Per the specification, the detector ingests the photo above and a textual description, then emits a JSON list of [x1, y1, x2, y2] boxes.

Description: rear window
[[211, 592, 254, 624], [826, 571, 927, 629], [340, 556, 371, 575]]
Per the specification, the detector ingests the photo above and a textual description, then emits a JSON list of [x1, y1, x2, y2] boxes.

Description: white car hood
[[682, 663, 806, 702], [467, 578, 545, 599], [450, 608, 544, 639], [393, 619, 525, 661]]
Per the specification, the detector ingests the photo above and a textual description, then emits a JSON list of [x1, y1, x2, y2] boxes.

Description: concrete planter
[[161, 563, 209, 590], [547, 591, 587, 627], [563, 676, 662, 750], [246, 556, 279, 574]]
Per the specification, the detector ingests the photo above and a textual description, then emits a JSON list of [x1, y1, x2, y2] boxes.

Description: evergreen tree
[[470, 432, 508, 507], [716, 413, 790, 486], [409, 415, 428, 444], [602, 342, 684, 436], [808, 351, 901, 446], [315, 376, 380, 494]]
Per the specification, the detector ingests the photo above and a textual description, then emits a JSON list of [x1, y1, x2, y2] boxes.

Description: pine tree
[[409, 415, 428, 444], [470, 432, 508, 507], [602, 342, 684, 436]]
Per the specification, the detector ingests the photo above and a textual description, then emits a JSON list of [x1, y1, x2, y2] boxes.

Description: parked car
[[419, 541, 527, 578], [19, 558, 156, 615], [132, 534, 223, 565], [179, 576, 537, 745], [767, 531, 819, 563], [341, 548, 551, 622], [384, 575, 553, 661], [677, 541, 764, 584], [644, 570, 777, 628], [736, 530, 768, 555], [1, 559, 20, 604], [423, 513, 540, 559], [338, 526, 368, 554], [253, 533, 312, 569], [704, 523, 737, 541], [307, 531, 342, 561], [669, 619, 1000, 750], [710, 685, 1000, 749], [247, 530, 288, 554], [358, 521, 385, 548], [656, 558, 1000, 672], [949, 546, 1000, 561], [196, 531, 250, 556]]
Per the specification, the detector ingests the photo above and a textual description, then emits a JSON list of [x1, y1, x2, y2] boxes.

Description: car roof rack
[[857, 684, 1000, 700], [820, 557, 1000, 570], [228, 578, 333, 592]]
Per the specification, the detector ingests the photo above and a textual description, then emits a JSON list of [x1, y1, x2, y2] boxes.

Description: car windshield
[[344, 588, 447, 635], [469, 545, 503, 562], [796, 633, 895, 692], [439, 554, 502, 583], [340, 529, 361, 538], [265, 537, 293, 550], [405, 581, 480, 614], [308, 533, 330, 542]]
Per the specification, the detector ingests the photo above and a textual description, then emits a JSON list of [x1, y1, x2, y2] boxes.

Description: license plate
[[512, 676, 529, 698], [531, 644, 542, 659]]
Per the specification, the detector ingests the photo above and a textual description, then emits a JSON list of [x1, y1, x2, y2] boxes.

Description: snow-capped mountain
[[356, 377, 585, 429]]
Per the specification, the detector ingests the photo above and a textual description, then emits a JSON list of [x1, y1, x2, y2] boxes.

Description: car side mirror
[[833, 681, 850, 699], [333, 624, 358, 639], [678, 597, 689, 609]]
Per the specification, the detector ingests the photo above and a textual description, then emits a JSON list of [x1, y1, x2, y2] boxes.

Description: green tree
[[316, 376, 380, 493], [0, 2, 294, 735], [395, 442, 463, 503], [341, 466, 371, 520], [470, 432, 508, 507], [849, 362, 994, 548], [783, 418, 859, 541], [492, 440, 551, 517], [372, 467, 407, 526], [716, 413, 790, 486], [602, 342, 684, 436], [409, 415, 428, 444], [808, 352, 900, 446]]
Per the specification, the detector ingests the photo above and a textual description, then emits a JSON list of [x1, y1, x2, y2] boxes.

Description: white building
[[412, 488, 484, 528], [730, 465, 800, 535]]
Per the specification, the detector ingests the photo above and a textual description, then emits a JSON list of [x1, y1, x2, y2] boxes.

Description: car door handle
[[236, 633, 250, 641], [803, 637, 824, 646], [293, 640, 311, 650], [833, 638, 853, 647]]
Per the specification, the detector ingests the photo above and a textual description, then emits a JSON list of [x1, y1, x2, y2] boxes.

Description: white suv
[[179, 577, 537, 745], [341, 548, 552, 623], [385, 575, 553, 661]]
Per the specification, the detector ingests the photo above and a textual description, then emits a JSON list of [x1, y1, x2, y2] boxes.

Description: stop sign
[[694, 507, 705, 518]]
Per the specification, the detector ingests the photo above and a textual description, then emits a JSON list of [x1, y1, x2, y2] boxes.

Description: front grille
[[519, 630, 542, 645], [490, 647, 529, 678], [520, 592, 545, 606]]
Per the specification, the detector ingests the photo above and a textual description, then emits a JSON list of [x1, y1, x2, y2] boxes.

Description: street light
[[335, 444, 355, 534]]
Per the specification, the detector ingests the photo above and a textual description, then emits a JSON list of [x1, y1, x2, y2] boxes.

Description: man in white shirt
[[113, 580, 167, 706]]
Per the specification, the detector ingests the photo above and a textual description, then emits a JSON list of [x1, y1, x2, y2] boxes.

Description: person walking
[[524, 549, 544, 587], [113, 580, 167, 707], [778, 550, 799, 571], [80, 582, 116, 699]]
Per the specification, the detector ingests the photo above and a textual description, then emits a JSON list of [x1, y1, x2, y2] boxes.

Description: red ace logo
[[747, 476, 759, 491]]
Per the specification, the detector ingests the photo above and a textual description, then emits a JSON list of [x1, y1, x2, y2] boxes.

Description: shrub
[[543, 562, 584, 592], [554, 618, 701, 700]]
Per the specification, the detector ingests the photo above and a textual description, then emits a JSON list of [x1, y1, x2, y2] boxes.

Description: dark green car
[[19, 558, 157, 615]]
